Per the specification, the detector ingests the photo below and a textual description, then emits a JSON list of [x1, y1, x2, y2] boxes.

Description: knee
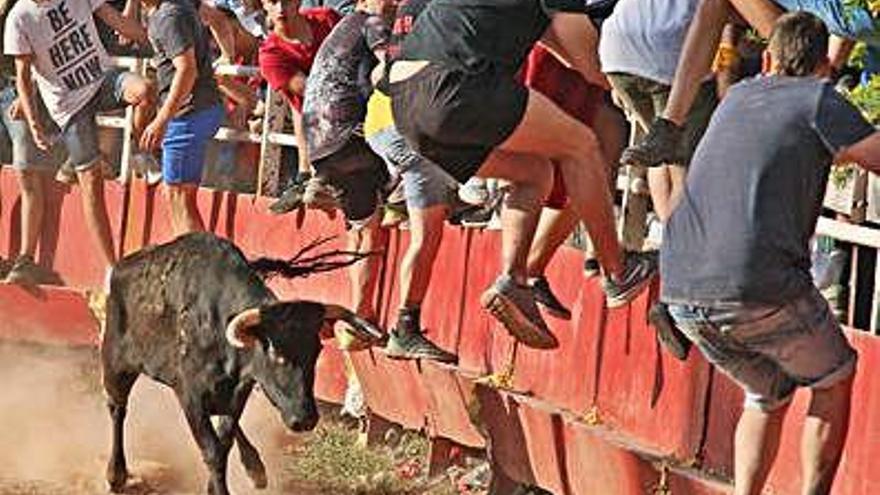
[[127, 77, 157, 108]]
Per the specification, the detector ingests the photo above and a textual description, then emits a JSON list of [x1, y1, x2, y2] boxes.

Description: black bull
[[99, 233, 382, 495]]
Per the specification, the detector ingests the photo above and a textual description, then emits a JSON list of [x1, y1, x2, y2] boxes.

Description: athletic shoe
[[458, 177, 490, 206], [55, 162, 77, 185], [131, 153, 163, 185], [384, 329, 457, 363], [302, 175, 341, 214], [648, 302, 691, 361], [602, 251, 658, 308], [583, 257, 600, 277], [381, 203, 408, 228], [0, 257, 13, 280], [460, 206, 494, 228], [530, 276, 572, 320], [480, 274, 558, 349], [620, 118, 684, 168], [4, 255, 62, 286], [269, 184, 305, 214]]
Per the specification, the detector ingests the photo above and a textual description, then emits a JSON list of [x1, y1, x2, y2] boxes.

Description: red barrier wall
[[3, 168, 880, 494]]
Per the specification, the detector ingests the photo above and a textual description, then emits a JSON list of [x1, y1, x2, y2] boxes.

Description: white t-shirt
[[4, 0, 110, 128], [599, 0, 698, 85]]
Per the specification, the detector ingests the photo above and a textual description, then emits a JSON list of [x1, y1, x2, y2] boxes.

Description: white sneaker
[[459, 177, 490, 206], [131, 153, 163, 186]]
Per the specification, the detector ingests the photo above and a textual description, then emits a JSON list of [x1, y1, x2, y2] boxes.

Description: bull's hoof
[[246, 464, 268, 490]]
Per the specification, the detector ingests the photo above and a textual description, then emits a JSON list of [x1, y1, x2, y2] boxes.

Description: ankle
[[397, 306, 422, 335]]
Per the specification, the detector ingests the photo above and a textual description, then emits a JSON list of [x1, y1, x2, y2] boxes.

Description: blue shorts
[[366, 125, 457, 209], [0, 85, 65, 171], [162, 104, 223, 185], [668, 288, 857, 411], [62, 69, 133, 171], [775, 0, 880, 45]]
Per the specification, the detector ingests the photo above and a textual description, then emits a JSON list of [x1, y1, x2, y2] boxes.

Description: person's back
[[661, 75, 867, 304]]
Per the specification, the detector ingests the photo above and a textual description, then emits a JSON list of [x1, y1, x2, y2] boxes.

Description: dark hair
[[768, 12, 829, 77]]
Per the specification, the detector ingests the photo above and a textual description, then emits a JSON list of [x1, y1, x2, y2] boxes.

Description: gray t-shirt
[[599, 0, 698, 85], [661, 76, 875, 305], [148, 0, 218, 116], [302, 11, 382, 161]]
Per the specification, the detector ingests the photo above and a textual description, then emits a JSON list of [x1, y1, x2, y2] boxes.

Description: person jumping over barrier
[[5, 0, 155, 282], [140, 0, 224, 236], [661, 13, 880, 495], [388, 0, 657, 349]]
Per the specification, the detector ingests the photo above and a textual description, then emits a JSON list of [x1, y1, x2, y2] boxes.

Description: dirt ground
[[0, 342, 354, 495]]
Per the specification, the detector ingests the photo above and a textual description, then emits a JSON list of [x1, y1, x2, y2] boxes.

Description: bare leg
[[734, 403, 790, 495], [121, 75, 157, 146], [166, 184, 205, 236], [77, 165, 116, 267], [801, 376, 854, 495], [489, 90, 624, 277], [526, 206, 577, 278], [648, 165, 687, 222], [16, 169, 49, 258], [348, 213, 388, 319], [399, 204, 448, 308]]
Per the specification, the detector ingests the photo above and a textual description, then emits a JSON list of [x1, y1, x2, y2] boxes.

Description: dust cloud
[[0, 342, 301, 495]]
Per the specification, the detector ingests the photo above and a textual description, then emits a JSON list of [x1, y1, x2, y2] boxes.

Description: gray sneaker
[[480, 274, 558, 349], [4, 255, 63, 286], [384, 330, 457, 363], [620, 118, 684, 168], [602, 251, 658, 308]]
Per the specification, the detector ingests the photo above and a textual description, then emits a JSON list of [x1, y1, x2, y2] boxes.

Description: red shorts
[[522, 45, 605, 210]]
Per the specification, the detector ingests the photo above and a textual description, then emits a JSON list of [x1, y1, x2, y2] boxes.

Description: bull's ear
[[226, 307, 262, 348]]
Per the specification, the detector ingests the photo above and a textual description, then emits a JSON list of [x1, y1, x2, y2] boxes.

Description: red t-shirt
[[258, 8, 341, 111]]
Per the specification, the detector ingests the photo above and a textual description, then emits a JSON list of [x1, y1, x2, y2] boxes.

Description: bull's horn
[[226, 308, 262, 348], [324, 304, 384, 342]]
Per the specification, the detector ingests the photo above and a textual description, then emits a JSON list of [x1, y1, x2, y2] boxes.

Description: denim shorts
[[162, 104, 224, 185], [62, 69, 133, 171], [366, 125, 457, 209], [775, 0, 880, 45], [667, 288, 857, 411], [0, 85, 65, 170]]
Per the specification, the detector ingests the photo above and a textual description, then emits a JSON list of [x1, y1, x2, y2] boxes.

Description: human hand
[[7, 97, 23, 120], [29, 121, 51, 150], [140, 117, 168, 151]]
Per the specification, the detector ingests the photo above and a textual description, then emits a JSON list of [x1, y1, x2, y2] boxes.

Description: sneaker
[[458, 177, 490, 206], [0, 257, 13, 279], [381, 203, 408, 228], [268, 183, 305, 215], [4, 255, 63, 286], [131, 153, 163, 185], [55, 162, 77, 185], [583, 257, 600, 277], [620, 118, 684, 168], [648, 302, 691, 361], [530, 276, 571, 320], [602, 251, 658, 308], [460, 206, 494, 228], [302, 175, 341, 214], [480, 274, 558, 349], [384, 330, 457, 363]]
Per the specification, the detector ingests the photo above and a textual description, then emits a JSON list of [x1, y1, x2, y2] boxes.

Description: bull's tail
[[249, 236, 379, 280]]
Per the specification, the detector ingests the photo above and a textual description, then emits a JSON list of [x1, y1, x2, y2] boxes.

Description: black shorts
[[312, 137, 389, 224], [390, 64, 528, 183]]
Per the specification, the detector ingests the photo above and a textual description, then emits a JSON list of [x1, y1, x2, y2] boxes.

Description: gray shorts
[[60, 69, 132, 170], [607, 73, 716, 166], [668, 288, 857, 411], [366, 125, 457, 210], [0, 85, 65, 171]]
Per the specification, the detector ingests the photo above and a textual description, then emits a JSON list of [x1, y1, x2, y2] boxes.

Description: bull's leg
[[102, 370, 139, 493], [179, 398, 232, 495], [215, 418, 268, 490]]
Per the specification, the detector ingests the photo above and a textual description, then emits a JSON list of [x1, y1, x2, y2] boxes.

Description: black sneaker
[[480, 274, 558, 349], [384, 330, 457, 363], [269, 183, 305, 215], [460, 206, 494, 228], [530, 276, 571, 320], [583, 257, 600, 277], [620, 118, 684, 168], [0, 257, 12, 279], [602, 251, 658, 308], [4, 255, 63, 286], [648, 302, 691, 361]]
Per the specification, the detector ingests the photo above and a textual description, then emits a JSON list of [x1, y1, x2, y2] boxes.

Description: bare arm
[[539, 12, 608, 89], [836, 132, 880, 173], [95, 3, 148, 45], [140, 48, 198, 149], [291, 106, 310, 174], [14, 55, 51, 150]]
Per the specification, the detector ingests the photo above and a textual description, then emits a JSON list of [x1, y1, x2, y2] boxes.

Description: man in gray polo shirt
[[662, 13, 880, 495]]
